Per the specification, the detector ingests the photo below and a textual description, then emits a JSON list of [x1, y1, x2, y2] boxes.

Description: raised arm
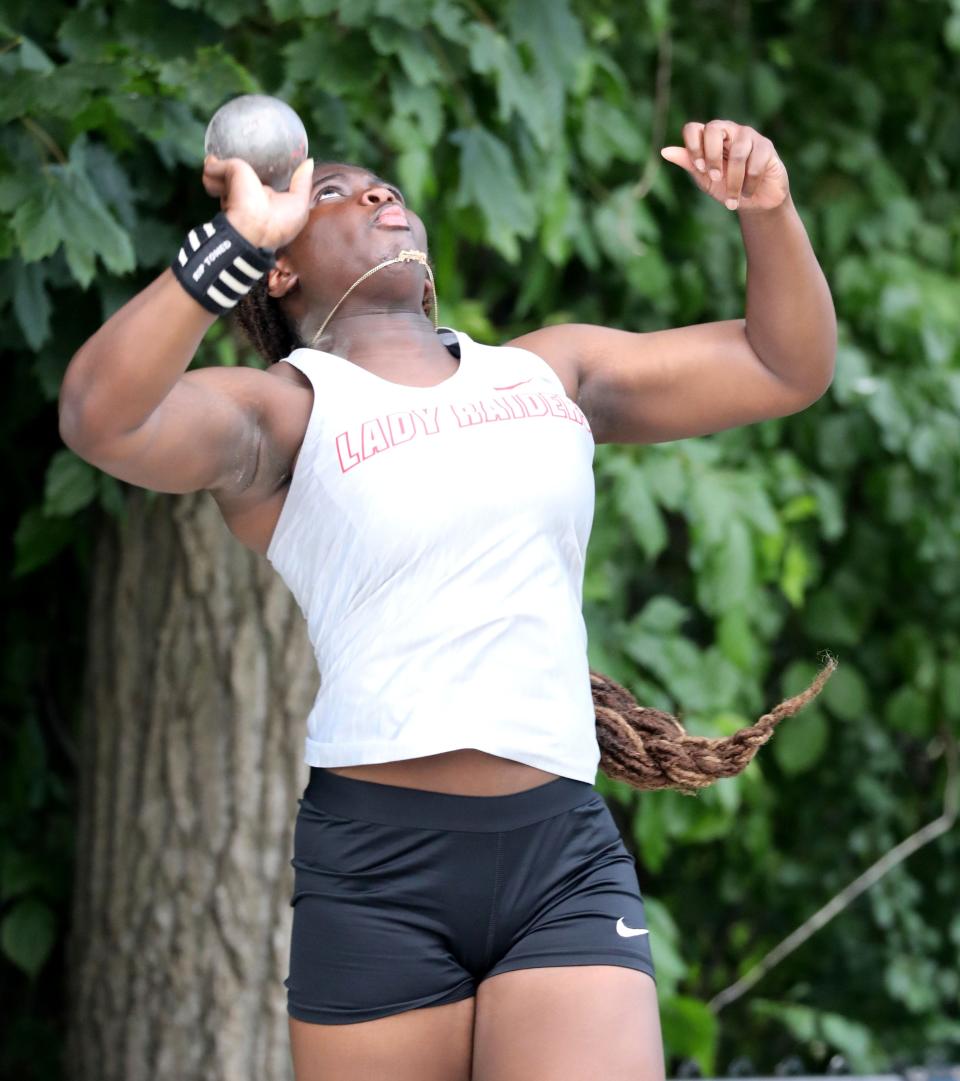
[[58, 155, 313, 493], [508, 120, 836, 445]]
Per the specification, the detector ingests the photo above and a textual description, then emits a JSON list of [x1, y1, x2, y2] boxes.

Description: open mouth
[[373, 205, 410, 228]]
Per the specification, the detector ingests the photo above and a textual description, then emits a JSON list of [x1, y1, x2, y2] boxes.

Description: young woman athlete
[[59, 117, 837, 1081]]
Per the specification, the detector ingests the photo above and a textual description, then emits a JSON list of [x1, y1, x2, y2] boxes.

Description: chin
[[382, 229, 425, 252]]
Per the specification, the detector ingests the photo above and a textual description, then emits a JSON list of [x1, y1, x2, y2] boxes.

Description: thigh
[[472, 966, 664, 1081], [484, 793, 656, 981], [289, 996, 476, 1081], [286, 800, 482, 1024]]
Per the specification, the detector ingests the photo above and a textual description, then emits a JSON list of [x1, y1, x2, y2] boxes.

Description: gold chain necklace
[[309, 249, 438, 348]]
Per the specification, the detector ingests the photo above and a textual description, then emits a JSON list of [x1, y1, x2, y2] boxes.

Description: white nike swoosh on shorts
[[615, 917, 649, 938]]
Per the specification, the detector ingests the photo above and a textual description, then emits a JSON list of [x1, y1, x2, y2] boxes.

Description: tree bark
[[65, 489, 317, 1081]]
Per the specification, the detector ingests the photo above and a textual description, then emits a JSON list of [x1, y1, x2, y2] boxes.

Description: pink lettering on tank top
[[332, 390, 590, 474]]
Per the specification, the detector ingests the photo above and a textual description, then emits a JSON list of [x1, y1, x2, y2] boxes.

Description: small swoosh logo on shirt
[[492, 378, 533, 391], [616, 917, 649, 938]]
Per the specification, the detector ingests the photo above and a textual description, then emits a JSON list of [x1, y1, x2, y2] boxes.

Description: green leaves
[[1, 898, 56, 979], [620, 594, 744, 715], [11, 260, 52, 350], [661, 996, 719, 1076], [369, 24, 442, 87], [641, 894, 688, 995], [2, 1, 959, 1076], [12, 508, 76, 578], [505, 0, 585, 78], [605, 453, 667, 560], [772, 705, 829, 775], [6, 140, 134, 289], [9, 186, 61, 263], [580, 97, 645, 169], [771, 660, 830, 774], [751, 1001, 883, 1073], [11, 450, 123, 577], [821, 662, 869, 721], [43, 449, 100, 517], [466, 24, 553, 146], [687, 464, 779, 614], [449, 128, 535, 260]]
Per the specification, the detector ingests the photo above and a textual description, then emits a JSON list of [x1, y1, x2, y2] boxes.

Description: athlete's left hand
[[660, 120, 790, 212]]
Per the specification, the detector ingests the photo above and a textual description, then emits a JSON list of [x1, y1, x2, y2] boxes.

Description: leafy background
[[2, 0, 959, 1077]]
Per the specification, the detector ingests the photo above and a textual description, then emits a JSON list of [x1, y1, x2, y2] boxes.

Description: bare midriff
[[323, 748, 561, 796]]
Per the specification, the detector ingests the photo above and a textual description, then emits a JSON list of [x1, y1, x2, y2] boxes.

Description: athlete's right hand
[[202, 155, 314, 251]]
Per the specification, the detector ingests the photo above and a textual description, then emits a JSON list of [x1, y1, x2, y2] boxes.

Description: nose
[[360, 184, 397, 206]]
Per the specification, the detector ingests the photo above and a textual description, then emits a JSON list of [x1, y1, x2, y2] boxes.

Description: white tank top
[[265, 327, 600, 783]]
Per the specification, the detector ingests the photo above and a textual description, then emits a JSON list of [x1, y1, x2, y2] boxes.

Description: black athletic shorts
[[284, 767, 656, 1024]]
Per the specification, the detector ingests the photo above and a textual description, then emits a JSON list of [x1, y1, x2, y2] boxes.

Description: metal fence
[[673, 1064, 960, 1081]]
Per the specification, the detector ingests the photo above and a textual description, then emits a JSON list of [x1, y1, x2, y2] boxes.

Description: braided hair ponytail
[[592, 657, 836, 793], [233, 282, 838, 793]]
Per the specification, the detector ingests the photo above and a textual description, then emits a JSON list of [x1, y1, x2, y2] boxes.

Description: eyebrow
[[312, 171, 403, 194], [312, 171, 349, 187]]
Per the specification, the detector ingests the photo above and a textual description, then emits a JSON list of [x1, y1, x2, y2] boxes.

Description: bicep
[[63, 368, 263, 496], [513, 321, 825, 445]]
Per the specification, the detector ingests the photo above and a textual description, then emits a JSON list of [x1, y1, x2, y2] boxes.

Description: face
[[269, 162, 432, 331]]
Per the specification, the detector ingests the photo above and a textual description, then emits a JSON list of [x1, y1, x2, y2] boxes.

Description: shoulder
[[182, 359, 311, 450], [179, 357, 307, 398], [192, 360, 312, 503], [203, 359, 317, 554], [500, 325, 591, 403]]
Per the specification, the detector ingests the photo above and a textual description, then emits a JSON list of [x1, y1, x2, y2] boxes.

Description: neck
[[308, 310, 450, 368], [303, 248, 437, 351]]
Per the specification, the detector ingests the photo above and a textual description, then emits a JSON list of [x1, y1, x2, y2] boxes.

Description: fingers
[[702, 120, 733, 181], [724, 130, 754, 210], [669, 121, 776, 210], [679, 119, 740, 182], [202, 155, 228, 198], [741, 137, 775, 199], [201, 156, 261, 201], [681, 122, 706, 173], [288, 157, 315, 202], [201, 154, 314, 250], [659, 146, 697, 174]]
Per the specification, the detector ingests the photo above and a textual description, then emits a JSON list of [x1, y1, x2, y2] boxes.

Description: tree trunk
[[65, 489, 317, 1081]]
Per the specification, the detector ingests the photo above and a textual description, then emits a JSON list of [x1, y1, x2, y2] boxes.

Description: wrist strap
[[171, 212, 276, 315]]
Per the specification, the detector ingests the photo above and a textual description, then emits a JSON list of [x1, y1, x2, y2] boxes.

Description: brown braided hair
[[234, 277, 304, 360], [592, 657, 836, 793], [233, 280, 838, 793]]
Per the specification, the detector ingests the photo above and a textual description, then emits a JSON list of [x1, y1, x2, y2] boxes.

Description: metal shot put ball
[[204, 95, 309, 192]]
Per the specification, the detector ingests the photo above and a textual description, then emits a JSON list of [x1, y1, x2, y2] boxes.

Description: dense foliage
[[2, 1, 958, 1077]]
